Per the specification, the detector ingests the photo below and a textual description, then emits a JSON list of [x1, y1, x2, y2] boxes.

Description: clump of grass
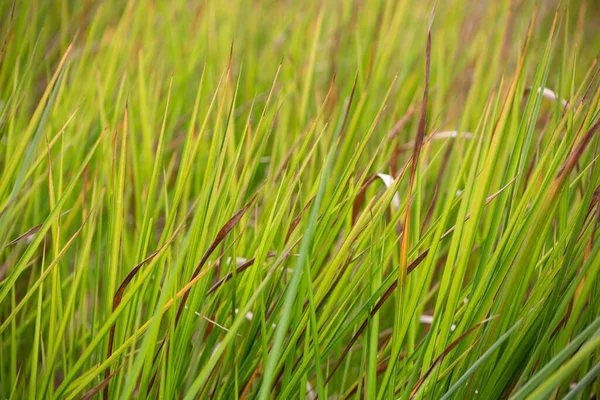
[[1, 0, 600, 399]]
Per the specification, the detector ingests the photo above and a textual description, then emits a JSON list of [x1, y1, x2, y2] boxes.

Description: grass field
[[1, 0, 600, 398]]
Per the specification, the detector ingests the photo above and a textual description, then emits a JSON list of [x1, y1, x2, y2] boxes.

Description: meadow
[[0, 0, 600, 398]]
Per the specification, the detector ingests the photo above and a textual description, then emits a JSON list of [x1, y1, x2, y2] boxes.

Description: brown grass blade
[[81, 365, 123, 400], [554, 118, 600, 188], [206, 251, 276, 295], [285, 197, 315, 242], [324, 250, 430, 385], [397, 8, 433, 353], [103, 224, 185, 398], [409, 316, 496, 398], [387, 104, 418, 140], [4, 209, 73, 248], [174, 194, 257, 324], [0, 0, 15, 66]]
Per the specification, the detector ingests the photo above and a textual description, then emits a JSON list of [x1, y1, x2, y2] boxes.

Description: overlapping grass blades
[[0, 1, 599, 399]]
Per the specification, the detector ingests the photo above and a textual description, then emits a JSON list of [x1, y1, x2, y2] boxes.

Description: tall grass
[[1, 0, 600, 398]]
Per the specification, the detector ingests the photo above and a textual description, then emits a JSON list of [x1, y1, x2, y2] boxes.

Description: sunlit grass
[[1, 0, 599, 399]]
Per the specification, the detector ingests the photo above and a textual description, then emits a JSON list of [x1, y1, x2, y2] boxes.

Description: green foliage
[[0, 0, 599, 399]]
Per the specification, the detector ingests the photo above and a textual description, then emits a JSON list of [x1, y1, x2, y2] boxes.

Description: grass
[[1, 0, 600, 399]]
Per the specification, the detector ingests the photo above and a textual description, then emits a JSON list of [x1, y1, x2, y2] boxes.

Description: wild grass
[[1, 0, 600, 399]]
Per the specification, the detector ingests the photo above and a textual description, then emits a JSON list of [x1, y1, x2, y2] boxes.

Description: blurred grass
[[1, 0, 600, 399]]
